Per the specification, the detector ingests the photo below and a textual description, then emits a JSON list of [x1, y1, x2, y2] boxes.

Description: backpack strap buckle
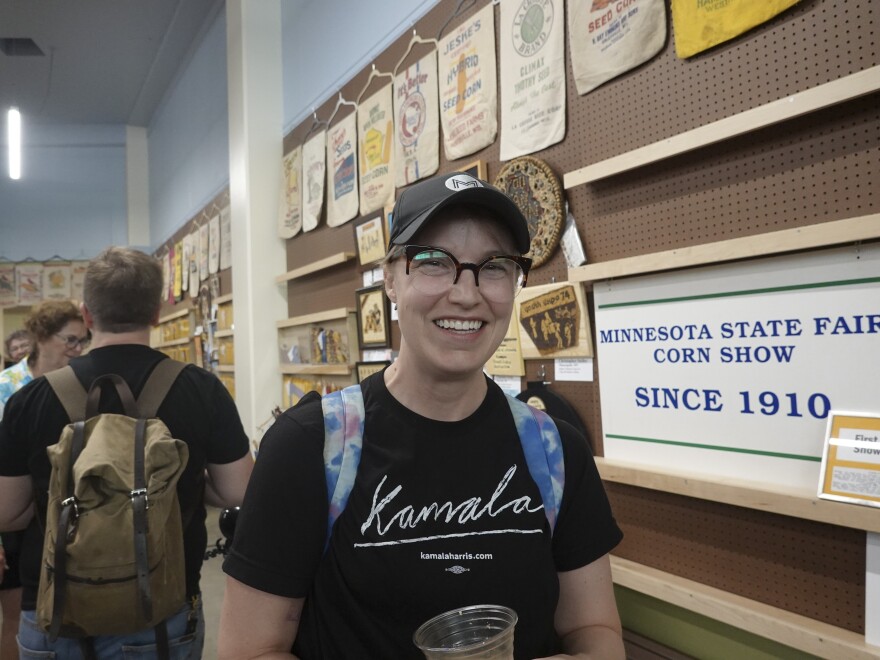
[[60, 496, 79, 519], [130, 488, 149, 510]]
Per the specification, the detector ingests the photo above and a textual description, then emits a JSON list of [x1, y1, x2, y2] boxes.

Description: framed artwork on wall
[[462, 159, 487, 180], [356, 360, 391, 383], [354, 212, 388, 267], [355, 284, 391, 349]]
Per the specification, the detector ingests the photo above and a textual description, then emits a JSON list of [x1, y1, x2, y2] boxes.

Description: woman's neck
[[383, 357, 488, 422], [30, 353, 57, 379]]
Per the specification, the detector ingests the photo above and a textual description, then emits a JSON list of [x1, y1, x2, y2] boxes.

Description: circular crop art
[[493, 156, 564, 269]]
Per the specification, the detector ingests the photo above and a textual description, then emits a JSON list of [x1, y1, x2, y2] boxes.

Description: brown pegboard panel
[[285, 220, 359, 318], [606, 483, 866, 633]]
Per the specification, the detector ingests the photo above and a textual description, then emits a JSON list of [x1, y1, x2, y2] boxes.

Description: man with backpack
[[0, 246, 253, 659]]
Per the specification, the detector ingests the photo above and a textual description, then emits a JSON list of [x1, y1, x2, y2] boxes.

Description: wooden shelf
[[154, 337, 191, 348], [216, 365, 235, 373], [568, 213, 880, 284], [214, 293, 233, 305], [597, 457, 880, 533], [280, 363, 352, 376], [564, 65, 880, 188], [276, 307, 352, 328], [275, 252, 355, 283], [610, 556, 875, 660], [214, 329, 233, 338], [157, 308, 191, 324]]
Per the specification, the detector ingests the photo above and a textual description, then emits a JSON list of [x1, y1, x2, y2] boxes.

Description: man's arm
[[205, 454, 254, 509], [0, 475, 35, 532]]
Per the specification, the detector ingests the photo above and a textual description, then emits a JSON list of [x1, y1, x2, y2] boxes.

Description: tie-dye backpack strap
[[321, 384, 365, 550], [505, 394, 565, 535]]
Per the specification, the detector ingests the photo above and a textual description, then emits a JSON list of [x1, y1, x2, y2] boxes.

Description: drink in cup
[[413, 604, 517, 659]]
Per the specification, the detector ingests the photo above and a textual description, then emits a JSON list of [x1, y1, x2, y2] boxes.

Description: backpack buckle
[[60, 496, 79, 518], [130, 488, 149, 510]]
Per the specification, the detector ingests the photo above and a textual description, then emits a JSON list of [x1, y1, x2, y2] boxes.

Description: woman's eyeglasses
[[56, 333, 91, 349], [403, 245, 531, 303]]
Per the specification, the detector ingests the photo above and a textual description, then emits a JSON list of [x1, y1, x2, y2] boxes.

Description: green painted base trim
[[615, 585, 823, 660]]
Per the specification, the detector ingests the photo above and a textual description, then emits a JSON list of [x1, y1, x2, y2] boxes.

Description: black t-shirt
[[0, 344, 250, 609], [223, 373, 622, 659]]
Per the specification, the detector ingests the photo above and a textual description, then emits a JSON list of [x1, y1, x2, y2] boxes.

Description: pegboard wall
[[280, 0, 877, 636]]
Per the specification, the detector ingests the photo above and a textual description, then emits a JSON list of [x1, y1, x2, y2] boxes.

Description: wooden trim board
[[275, 252, 355, 283], [276, 307, 351, 328], [611, 556, 877, 659], [569, 214, 880, 284], [597, 457, 880, 533], [565, 65, 880, 187]]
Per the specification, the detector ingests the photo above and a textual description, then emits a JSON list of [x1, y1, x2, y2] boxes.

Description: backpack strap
[[44, 366, 87, 422], [44, 359, 187, 421], [321, 385, 364, 551], [137, 359, 187, 418], [505, 394, 565, 534]]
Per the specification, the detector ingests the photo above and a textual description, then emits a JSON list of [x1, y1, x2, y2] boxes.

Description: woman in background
[[3, 330, 31, 369], [0, 300, 88, 659]]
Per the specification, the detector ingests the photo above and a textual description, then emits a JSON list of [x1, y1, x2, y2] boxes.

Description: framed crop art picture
[[355, 284, 391, 349], [462, 159, 487, 181], [354, 212, 388, 267]]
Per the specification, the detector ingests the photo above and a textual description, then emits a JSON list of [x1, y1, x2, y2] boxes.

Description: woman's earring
[[393, 303, 398, 310]]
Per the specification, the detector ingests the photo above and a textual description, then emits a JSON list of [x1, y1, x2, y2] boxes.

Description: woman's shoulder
[[258, 391, 325, 455]]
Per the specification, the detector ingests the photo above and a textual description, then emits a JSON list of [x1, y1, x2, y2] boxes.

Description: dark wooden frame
[[355, 284, 391, 348], [354, 212, 388, 267]]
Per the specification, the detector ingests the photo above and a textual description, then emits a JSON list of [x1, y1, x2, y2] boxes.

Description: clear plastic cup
[[413, 604, 517, 659]]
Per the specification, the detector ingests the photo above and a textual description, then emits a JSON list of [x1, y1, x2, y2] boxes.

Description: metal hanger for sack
[[393, 28, 438, 77], [327, 92, 358, 128], [356, 63, 394, 106], [302, 108, 328, 144], [437, 0, 477, 39]]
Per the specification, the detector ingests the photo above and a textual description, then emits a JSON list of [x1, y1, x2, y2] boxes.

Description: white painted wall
[[0, 1, 439, 259], [0, 123, 127, 261]]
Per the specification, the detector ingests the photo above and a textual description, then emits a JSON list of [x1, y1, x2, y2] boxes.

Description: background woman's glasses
[[56, 334, 91, 349]]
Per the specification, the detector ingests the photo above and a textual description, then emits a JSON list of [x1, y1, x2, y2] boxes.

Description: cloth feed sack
[[39, 360, 189, 639]]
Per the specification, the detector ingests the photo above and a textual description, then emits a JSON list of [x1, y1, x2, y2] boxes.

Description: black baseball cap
[[389, 172, 531, 254]]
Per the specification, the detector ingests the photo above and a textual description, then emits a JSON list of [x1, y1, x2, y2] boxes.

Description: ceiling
[[0, 0, 221, 127]]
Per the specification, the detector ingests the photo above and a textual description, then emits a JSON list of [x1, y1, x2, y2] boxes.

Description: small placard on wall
[[554, 358, 594, 382], [819, 411, 880, 508]]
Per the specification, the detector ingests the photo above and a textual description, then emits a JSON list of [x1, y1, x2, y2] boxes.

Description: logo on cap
[[445, 174, 483, 191]]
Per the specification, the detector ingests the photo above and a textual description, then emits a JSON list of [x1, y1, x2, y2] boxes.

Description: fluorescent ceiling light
[[8, 107, 21, 180]]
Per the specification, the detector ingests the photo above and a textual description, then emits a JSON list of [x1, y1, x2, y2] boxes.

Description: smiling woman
[[0, 298, 84, 658], [219, 172, 626, 660], [0, 300, 85, 405]]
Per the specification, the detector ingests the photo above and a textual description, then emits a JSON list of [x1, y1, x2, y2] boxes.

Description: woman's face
[[38, 319, 88, 371], [385, 211, 518, 382], [7, 336, 31, 362]]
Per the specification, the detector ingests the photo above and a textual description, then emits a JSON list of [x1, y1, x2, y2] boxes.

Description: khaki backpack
[[40, 360, 189, 649]]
